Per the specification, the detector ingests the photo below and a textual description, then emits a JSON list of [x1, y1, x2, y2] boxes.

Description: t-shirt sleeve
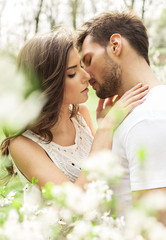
[[125, 118, 166, 191]]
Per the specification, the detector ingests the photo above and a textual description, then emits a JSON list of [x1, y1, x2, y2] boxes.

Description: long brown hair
[[0, 28, 78, 179]]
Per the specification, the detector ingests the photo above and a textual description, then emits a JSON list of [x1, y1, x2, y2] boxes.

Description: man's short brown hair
[[77, 11, 150, 65]]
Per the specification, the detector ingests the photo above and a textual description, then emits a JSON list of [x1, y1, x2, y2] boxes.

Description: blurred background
[[0, 0, 165, 51]]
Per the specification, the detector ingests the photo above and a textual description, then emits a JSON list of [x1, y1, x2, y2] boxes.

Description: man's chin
[[96, 91, 106, 99], [96, 90, 114, 99], [92, 84, 114, 98]]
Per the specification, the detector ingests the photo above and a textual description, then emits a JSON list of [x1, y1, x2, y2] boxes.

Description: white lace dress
[[13, 113, 94, 185]]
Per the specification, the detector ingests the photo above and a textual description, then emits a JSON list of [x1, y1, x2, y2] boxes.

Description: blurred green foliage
[[86, 86, 98, 130]]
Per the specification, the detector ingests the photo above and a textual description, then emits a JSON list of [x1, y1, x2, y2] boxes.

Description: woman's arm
[[10, 136, 89, 189]]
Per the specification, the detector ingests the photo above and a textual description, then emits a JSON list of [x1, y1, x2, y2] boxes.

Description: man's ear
[[109, 34, 122, 56]]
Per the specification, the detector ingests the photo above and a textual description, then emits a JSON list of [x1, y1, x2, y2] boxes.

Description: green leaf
[[137, 147, 147, 166], [32, 176, 38, 184], [27, 177, 38, 186]]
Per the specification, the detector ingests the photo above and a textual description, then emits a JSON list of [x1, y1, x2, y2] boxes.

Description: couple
[[1, 11, 166, 212]]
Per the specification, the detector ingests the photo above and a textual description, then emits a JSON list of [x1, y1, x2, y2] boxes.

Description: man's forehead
[[82, 35, 96, 59]]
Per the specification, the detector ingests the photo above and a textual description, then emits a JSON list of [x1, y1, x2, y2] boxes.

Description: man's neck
[[118, 55, 162, 96]]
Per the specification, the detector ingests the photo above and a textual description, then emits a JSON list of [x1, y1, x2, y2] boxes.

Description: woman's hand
[[96, 96, 117, 120], [91, 83, 149, 153], [98, 83, 149, 130]]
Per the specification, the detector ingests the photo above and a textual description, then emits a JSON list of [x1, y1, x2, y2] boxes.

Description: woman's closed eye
[[68, 73, 76, 78]]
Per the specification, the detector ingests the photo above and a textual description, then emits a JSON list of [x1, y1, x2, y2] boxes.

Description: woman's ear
[[109, 34, 122, 56]]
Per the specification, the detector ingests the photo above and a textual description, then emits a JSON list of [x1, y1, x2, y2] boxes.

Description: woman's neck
[[50, 104, 76, 146], [51, 104, 72, 133]]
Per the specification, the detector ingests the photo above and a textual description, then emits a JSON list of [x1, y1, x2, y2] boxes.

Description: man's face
[[82, 35, 122, 98]]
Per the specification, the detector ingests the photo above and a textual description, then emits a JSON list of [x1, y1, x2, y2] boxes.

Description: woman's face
[[63, 47, 90, 105]]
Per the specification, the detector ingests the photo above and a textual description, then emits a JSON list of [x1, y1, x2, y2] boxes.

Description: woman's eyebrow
[[66, 65, 77, 70]]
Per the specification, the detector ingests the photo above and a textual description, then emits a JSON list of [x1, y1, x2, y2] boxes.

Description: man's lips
[[89, 79, 97, 89]]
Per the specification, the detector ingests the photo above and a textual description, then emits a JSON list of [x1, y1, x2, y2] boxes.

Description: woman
[[0, 28, 148, 189]]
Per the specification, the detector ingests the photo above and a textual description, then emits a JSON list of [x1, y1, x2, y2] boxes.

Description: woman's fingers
[[121, 88, 149, 109], [128, 89, 149, 104], [96, 99, 105, 112], [96, 99, 105, 119], [126, 97, 146, 113], [121, 83, 143, 98], [97, 83, 149, 128], [110, 84, 149, 124], [119, 84, 149, 109], [121, 84, 149, 102], [128, 84, 149, 99], [96, 96, 118, 119], [120, 87, 148, 115], [104, 96, 116, 108]]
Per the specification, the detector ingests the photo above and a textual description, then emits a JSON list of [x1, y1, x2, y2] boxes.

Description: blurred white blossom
[[124, 208, 166, 240], [0, 55, 45, 133], [84, 150, 124, 184], [0, 190, 16, 207], [67, 220, 92, 240], [22, 184, 43, 214], [1, 178, 166, 240], [138, 190, 166, 212]]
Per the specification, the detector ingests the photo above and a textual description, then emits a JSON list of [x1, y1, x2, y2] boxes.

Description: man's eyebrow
[[66, 65, 77, 70]]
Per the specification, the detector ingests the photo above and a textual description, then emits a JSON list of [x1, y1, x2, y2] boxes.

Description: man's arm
[[126, 119, 166, 191], [125, 118, 166, 224]]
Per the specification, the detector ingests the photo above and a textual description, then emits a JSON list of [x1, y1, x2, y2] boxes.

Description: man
[[76, 11, 166, 214]]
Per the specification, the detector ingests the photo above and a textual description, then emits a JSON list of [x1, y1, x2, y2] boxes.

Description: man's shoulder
[[133, 84, 166, 116], [143, 84, 166, 106], [114, 85, 166, 140], [125, 85, 166, 120]]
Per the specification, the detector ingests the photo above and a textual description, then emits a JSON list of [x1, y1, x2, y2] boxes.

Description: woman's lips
[[81, 87, 89, 93]]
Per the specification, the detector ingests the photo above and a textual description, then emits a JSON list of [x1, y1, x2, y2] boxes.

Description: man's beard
[[96, 54, 122, 99]]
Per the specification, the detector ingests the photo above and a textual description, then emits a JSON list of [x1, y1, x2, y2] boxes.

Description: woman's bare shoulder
[[10, 135, 36, 149], [9, 134, 44, 159], [9, 134, 71, 187]]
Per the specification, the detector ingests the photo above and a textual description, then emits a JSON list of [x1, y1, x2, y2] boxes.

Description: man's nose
[[84, 65, 90, 75], [84, 66, 93, 79], [82, 68, 91, 82]]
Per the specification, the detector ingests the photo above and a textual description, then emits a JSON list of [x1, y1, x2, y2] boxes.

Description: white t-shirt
[[112, 85, 166, 210]]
